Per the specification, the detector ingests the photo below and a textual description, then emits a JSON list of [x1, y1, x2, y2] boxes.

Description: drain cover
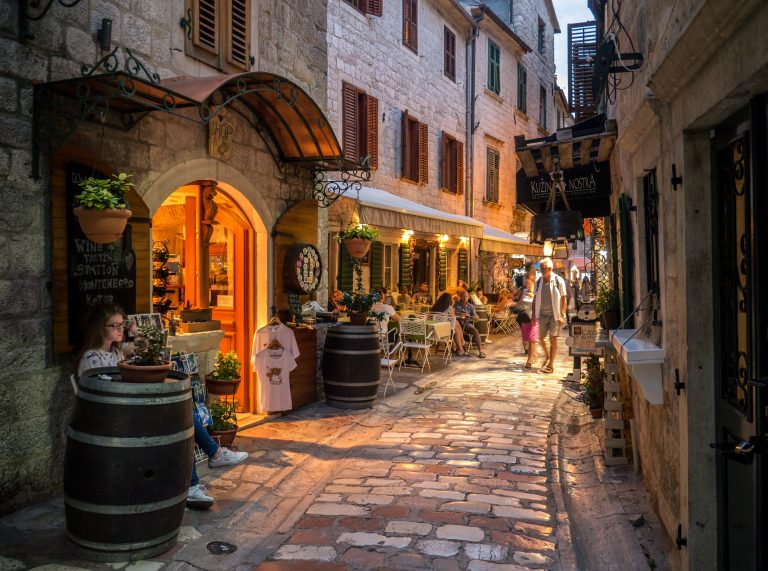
[[207, 541, 238, 555]]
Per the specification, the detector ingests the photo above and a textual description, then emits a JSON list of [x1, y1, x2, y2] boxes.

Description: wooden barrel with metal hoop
[[474, 305, 490, 343], [322, 324, 381, 409], [64, 368, 192, 562]]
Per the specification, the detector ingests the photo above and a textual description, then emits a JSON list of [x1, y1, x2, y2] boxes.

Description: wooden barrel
[[475, 305, 490, 342], [64, 368, 193, 562], [322, 324, 381, 409]]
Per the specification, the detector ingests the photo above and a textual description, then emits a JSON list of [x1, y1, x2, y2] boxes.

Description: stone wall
[[0, 0, 329, 514]]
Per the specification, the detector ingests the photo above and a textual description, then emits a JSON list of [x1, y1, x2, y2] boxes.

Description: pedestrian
[[454, 289, 486, 358], [531, 257, 567, 373], [431, 292, 469, 356], [518, 264, 539, 368]]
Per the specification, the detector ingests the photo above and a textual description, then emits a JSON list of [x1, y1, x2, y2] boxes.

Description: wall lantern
[[401, 229, 414, 243], [97, 18, 113, 51]]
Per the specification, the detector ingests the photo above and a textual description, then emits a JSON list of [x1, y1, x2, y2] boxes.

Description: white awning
[[480, 223, 544, 256], [350, 186, 484, 238]]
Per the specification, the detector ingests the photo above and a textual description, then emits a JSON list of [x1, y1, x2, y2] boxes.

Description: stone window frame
[[342, 82, 379, 169]]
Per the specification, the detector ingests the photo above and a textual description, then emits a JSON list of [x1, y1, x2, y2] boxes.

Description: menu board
[[67, 162, 136, 348]]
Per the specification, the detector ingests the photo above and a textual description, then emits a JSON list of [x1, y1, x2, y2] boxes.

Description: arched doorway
[[152, 181, 257, 411]]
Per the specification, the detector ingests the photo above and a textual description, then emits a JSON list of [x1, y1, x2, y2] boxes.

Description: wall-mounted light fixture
[[97, 18, 113, 51], [401, 229, 414, 243], [439, 234, 449, 245]]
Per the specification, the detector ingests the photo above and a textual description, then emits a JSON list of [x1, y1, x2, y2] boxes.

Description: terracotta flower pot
[[117, 360, 173, 383], [73, 207, 132, 244], [343, 238, 372, 258], [205, 375, 242, 395], [589, 407, 604, 420], [348, 312, 369, 325], [209, 428, 237, 448]]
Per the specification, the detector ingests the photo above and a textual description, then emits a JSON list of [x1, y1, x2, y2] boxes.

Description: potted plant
[[337, 223, 378, 258], [582, 353, 605, 419], [117, 323, 172, 383], [594, 287, 620, 330], [208, 399, 238, 448], [74, 172, 134, 244], [341, 290, 381, 325], [206, 351, 242, 395]]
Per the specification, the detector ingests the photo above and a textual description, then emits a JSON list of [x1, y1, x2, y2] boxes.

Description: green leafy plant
[[130, 323, 168, 366], [594, 288, 619, 315], [75, 173, 133, 210], [336, 223, 379, 242], [582, 353, 605, 409], [209, 399, 238, 431], [342, 290, 381, 315], [209, 351, 241, 380]]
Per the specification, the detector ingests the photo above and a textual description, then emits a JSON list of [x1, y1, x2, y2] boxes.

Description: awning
[[34, 68, 344, 170], [351, 186, 483, 238], [479, 224, 544, 256]]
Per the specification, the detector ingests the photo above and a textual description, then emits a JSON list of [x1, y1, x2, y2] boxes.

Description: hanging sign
[[570, 320, 598, 352], [517, 161, 612, 217]]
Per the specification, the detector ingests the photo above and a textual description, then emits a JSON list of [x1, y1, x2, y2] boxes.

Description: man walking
[[532, 257, 567, 373]]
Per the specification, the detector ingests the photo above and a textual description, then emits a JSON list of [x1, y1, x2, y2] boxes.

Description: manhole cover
[[207, 541, 238, 555]]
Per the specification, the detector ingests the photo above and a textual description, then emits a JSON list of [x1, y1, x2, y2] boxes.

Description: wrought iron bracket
[[674, 369, 685, 395], [18, 0, 85, 40], [313, 157, 371, 208], [675, 524, 687, 550], [671, 163, 683, 191], [179, 9, 193, 40]]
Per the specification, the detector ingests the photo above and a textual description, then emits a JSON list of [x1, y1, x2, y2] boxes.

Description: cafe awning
[[351, 186, 483, 238], [479, 224, 543, 256]]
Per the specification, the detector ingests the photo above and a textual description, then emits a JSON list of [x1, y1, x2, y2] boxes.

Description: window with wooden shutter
[[418, 122, 428, 184], [195, 0, 218, 54], [344, 0, 382, 16], [488, 39, 501, 95], [538, 18, 546, 54], [342, 82, 379, 168], [456, 141, 464, 194], [368, 0, 382, 16], [486, 147, 500, 203], [403, 0, 418, 53], [338, 245, 354, 292], [369, 241, 384, 290], [444, 27, 456, 81], [226, 0, 250, 69], [517, 63, 527, 113], [539, 84, 547, 129], [402, 111, 428, 184], [440, 133, 464, 194], [186, 0, 252, 72]]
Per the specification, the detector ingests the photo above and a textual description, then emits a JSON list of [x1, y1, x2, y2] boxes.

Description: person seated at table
[[372, 288, 400, 342], [454, 289, 486, 358], [328, 290, 346, 313], [431, 292, 469, 356], [412, 283, 433, 305], [380, 286, 396, 307], [492, 289, 514, 319], [396, 286, 412, 306], [475, 288, 489, 306]]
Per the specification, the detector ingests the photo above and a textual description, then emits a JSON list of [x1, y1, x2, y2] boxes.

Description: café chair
[[379, 328, 403, 396], [399, 317, 435, 372]]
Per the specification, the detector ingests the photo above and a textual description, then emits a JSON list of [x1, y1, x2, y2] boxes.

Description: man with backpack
[[532, 257, 568, 373]]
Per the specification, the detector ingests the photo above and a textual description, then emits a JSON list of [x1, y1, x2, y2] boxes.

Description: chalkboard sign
[[67, 162, 136, 348]]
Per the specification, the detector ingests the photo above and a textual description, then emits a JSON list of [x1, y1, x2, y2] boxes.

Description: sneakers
[[187, 484, 214, 509], [208, 447, 249, 468]]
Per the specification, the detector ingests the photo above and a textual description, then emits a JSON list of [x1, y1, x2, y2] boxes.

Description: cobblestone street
[[0, 333, 669, 570]]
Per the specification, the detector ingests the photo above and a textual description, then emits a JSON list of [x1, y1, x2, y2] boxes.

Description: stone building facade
[[601, 1, 768, 568], [0, 0, 334, 514]]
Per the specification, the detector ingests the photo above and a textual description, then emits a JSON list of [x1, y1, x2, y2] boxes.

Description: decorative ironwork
[[584, 217, 609, 300], [313, 157, 371, 207], [18, 0, 84, 39], [719, 137, 751, 416], [179, 9, 193, 40]]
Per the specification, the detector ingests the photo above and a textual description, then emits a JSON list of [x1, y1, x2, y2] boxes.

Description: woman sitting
[[492, 289, 514, 319], [431, 292, 469, 356], [328, 290, 347, 314]]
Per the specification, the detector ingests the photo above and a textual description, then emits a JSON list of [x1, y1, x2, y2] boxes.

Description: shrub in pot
[[341, 290, 381, 325], [336, 223, 378, 258], [118, 323, 171, 383], [206, 351, 242, 395], [74, 173, 133, 244], [594, 288, 620, 330], [582, 353, 605, 419], [208, 399, 238, 448]]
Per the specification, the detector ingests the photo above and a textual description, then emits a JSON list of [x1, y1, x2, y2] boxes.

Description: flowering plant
[[209, 351, 242, 380], [336, 223, 379, 242], [130, 323, 168, 366]]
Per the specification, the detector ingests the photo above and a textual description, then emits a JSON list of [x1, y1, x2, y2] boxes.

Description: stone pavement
[[0, 330, 671, 570]]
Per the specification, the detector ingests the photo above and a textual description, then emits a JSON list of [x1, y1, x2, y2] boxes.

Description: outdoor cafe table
[[391, 319, 452, 368]]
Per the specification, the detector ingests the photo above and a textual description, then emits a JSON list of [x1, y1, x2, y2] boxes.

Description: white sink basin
[[609, 329, 665, 405]]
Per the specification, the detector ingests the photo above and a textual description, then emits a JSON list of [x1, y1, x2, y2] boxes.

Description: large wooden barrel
[[475, 305, 490, 342], [64, 368, 193, 562], [322, 324, 381, 409]]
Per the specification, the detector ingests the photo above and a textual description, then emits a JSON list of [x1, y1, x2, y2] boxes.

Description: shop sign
[[516, 161, 612, 217], [570, 321, 597, 351], [67, 162, 137, 348]]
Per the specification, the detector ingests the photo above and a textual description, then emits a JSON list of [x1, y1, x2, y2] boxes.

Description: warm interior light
[[459, 236, 468, 246], [401, 229, 414, 242], [439, 234, 449, 244], [543, 240, 554, 256]]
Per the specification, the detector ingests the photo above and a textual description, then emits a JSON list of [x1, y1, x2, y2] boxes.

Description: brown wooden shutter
[[343, 82, 359, 163], [444, 27, 456, 81], [418, 121, 428, 185], [226, 0, 250, 69], [194, 0, 218, 54], [368, 0, 382, 16], [367, 95, 378, 169], [456, 140, 464, 194], [403, 0, 417, 52], [440, 134, 449, 190], [401, 110, 409, 178]]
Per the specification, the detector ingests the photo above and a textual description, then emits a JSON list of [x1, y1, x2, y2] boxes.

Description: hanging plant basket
[[205, 375, 242, 395], [343, 238, 372, 258], [117, 360, 172, 383], [74, 207, 132, 244]]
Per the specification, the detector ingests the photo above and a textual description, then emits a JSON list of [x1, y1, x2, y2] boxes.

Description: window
[[444, 27, 456, 81], [440, 133, 464, 194], [488, 39, 501, 95], [486, 147, 500, 202], [185, 0, 251, 71], [401, 111, 428, 184], [643, 170, 660, 294], [539, 85, 547, 129], [517, 63, 527, 113], [343, 0, 382, 16], [538, 18, 546, 54], [342, 82, 379, 168], [403, 0, 418, 53]]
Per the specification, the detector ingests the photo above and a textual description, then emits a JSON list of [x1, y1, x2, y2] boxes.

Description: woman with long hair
[[76, 303, 133, 378], [520, 264, 539, 368], [431, 292, 468, 356]]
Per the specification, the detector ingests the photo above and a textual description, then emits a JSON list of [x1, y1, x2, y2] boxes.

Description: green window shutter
[[338, 244, 354, 292], [457, 248, 468, 284], [439, 246, 447, 291], [399, 244, 412, 289], [488, 40, 500, 94], [618, 195, 635, 327], [517, 63, 527, 113], [369, 241, 384, 290]]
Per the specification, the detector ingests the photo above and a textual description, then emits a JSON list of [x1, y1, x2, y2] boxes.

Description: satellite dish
[[591, 39, 644, 101]]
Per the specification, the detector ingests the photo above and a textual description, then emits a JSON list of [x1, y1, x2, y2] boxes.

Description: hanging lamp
[[529, 157, 584, 245]]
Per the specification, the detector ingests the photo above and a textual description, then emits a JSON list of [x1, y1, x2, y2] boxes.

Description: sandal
[[478, 352, 486, 359], [524, 361, 532, 369], [542, 365, 554, 373]]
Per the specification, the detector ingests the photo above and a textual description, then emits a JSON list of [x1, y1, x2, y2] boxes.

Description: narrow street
[[0, 333, 669, 570]]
